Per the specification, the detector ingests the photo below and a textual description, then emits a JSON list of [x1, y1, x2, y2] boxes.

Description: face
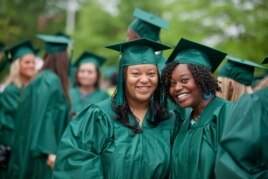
[[19, 54, 36, 78], [169, 64, 203, 108], [77, 63, 98, 87], [127, 29, 140, 41], [125, 64, 158, 104]]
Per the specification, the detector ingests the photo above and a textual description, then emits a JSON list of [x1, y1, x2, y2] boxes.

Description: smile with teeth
[[136, 86, 150, 91], [177, 93, 190, 100]]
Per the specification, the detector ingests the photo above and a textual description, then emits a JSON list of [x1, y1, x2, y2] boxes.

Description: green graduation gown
[[215, 87, 268, 179], [0, 83, 21, 146], [70, 87, 109, 118], [8, 70, 69, 179], [170, 97, 231, 179], [0, 84, 21, 178], [53, 98, 177, 179]]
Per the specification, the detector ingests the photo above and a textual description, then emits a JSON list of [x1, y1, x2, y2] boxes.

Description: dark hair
[[73, 64, 100, 88], [112, 66, 167, 133], [161, 61, 221, 104], [42, 51, 70, 102], [109, 71, 118, 86]]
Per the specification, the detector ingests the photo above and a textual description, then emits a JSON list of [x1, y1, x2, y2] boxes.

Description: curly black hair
[[112, 66, 168, 133], [160, 61, 221, 104]]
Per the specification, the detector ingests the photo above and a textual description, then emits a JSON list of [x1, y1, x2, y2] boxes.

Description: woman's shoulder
[[35, 70, 60, 84], [70, 86, 79, 95], [70, 98, 115, 134], [2, 83, 20, 94], [30, 70, 61, 89], [77, 98, 114, 120]]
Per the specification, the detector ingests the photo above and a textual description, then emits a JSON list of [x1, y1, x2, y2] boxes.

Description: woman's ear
[[227, 80, 234, 101], [229, 80, 234, 92]]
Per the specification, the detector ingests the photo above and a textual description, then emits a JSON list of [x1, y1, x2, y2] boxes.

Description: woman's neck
[[79, 85, 95, 94], [21, 76, 32, 87], [192, 97, 214, 120], [127, 98, 149, 125]]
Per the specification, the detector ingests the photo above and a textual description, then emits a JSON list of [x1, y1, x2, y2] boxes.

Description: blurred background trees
[[0, 0, 267, 66]]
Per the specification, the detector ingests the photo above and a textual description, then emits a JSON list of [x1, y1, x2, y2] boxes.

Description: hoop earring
[[202, 92, 212, 100]]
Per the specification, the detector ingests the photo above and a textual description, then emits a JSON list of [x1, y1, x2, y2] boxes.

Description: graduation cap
[[218, 55, 267, 86], [54, 32, 74, 44], [4, 40, 35, 62], [166, 38, 227, 73], [262, 56, 268, 64], [74, 51, 106, 68], [106, 38, 170, 105], [128, 8, 168, 41], [37, 34, 71, 54]]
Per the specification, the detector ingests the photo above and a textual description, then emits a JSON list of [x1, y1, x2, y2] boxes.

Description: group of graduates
[[0, 7, 267, 179]]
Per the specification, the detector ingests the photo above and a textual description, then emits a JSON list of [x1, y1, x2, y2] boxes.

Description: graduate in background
[[70, 51, 109, 119], [161, 38, 231, 179], [0, 40, 36, 178], [53, 38, 177, 179], [127, 8, 168, 72], [217, 55, 266, 101], [215, 86, 268, 178], [8, 34, 71, 179], [54, 32, 75, 86], [128, 8, 187, 125]]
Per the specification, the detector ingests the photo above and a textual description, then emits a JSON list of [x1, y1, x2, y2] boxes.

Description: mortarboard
[[37, 34, 70, 54], [74, 52, 106, 68], [106, 38, 170, 105], [218, 55, 267, 86], [166, 38, 227, 73], [4, 40, 35, 62], [128, 8, 168, 41]]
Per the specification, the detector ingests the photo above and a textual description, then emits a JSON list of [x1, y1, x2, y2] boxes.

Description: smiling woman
[[0, 40, 36, 178], [161, 38, 232, 179], [53, 38, 178, 179], [70, 51, 109, 119]]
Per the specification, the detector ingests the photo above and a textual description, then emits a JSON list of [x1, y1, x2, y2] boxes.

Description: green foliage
[[0, 0, 267, 68], [0, 0, 66, 45]]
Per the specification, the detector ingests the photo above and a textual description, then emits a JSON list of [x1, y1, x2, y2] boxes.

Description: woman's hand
[[47, 154, 56, 169]]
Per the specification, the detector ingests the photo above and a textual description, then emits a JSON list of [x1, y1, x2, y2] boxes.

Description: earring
[[202, 92, 212, 100]]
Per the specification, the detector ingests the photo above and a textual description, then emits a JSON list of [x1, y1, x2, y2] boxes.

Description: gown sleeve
[[0, 84, 20, 130], [53, 104, 114, 179], [20, 72, 69, 155], [8, 71, 69, 178], [215, 92, 268, 179]]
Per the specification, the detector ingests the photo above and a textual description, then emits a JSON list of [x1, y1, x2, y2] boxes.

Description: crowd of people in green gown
[[0, 7, 267, 179]]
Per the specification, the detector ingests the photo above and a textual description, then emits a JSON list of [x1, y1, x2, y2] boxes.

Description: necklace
[[192, 115, 200, 121], [130, 108, 143, 126]]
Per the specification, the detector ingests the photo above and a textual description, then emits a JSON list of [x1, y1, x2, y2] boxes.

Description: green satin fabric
[[0, 84, 21, 178], [171, 97, 232, 179], [8, 70, 69, 179], [0, 83, 21, 146], [216, 87, 268, 179], [53, 98, 177, 179], [70, 87, 109, 117]]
